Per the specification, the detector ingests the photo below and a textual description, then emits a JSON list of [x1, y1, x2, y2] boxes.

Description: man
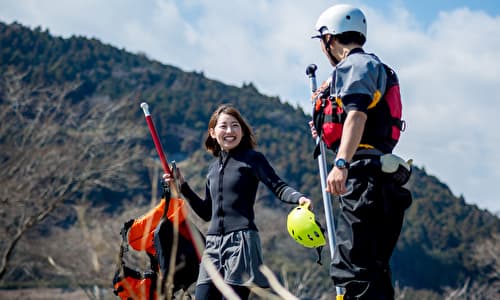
[[311, 4, 412, 299]]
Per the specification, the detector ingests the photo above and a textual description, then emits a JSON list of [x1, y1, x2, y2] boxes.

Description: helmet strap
[[315, 246, 324, 265], [321, 35, 340, 66]]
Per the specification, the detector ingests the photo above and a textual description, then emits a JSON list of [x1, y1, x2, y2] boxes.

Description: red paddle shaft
[[140, 102, 204, 261], [140, 102, 172, 176]]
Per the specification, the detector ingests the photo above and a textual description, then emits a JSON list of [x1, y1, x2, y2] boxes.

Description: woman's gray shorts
[[197, 229, 269, 288]]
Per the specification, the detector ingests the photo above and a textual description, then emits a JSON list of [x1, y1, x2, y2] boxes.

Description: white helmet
[[313, 4, 367, 39]]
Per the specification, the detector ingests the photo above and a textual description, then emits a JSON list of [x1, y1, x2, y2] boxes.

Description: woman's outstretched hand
[[299, 197, 313, 210]]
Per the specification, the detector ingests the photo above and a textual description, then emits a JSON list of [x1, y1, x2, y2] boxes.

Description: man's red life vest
[[312, 64, 405, 155]]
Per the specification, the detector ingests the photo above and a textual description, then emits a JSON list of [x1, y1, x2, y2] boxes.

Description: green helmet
[[287, 205, 326, 248]]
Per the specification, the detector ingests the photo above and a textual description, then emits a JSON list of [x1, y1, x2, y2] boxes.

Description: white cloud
[[1, 0, 500, 213], [374, 7, 500, 213]]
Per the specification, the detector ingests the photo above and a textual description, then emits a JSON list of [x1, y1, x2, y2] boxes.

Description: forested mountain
[[1, 21, 499, 298]]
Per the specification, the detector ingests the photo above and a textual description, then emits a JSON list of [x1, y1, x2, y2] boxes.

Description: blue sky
[[373, 0, 500, 26], [1, 0, 500, 214]]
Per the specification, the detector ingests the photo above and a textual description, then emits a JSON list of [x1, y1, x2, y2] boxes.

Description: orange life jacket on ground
[[113, 187, 202, 300]]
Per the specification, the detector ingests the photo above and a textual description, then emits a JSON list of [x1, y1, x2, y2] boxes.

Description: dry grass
[[0, 288, 92, 300]]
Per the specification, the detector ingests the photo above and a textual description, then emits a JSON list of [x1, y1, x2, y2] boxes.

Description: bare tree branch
[[0, 69, 146, 281], [259, 265, 299, 300]]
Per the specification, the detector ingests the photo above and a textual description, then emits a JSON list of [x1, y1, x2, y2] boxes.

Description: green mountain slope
[[1, 21, 498, 294]]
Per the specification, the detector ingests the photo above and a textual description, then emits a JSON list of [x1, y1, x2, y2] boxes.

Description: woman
[[164, 104, 311, 299]]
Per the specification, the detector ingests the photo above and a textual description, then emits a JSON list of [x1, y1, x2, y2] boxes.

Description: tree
[[0, 69, 146, 281], [444, 234, 500, 300]]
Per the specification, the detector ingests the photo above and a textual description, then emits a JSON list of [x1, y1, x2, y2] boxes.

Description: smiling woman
[[204, 105, 254, 156], [208, 112, 243, 152], [162, 104, 313, 300]]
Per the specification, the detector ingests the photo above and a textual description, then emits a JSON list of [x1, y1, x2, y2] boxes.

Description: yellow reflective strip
[[367, 90, 382, 109], [358, 144, 375, 149], [335, 97, 343, 108]]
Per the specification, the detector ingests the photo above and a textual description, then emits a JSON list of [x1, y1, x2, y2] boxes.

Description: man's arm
[[326, 110, 367, 195]]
